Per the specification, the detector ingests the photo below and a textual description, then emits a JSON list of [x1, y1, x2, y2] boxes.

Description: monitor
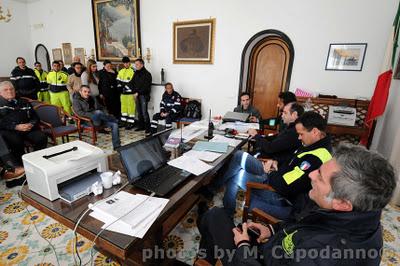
[[118, 136, 168, 183]]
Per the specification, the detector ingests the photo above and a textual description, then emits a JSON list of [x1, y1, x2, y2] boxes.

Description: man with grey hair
[[0, 81, 47, 162], [197, 144, 396, 265]]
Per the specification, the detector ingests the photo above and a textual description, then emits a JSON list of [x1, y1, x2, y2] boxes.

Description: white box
[[327, 106, 357, 127]]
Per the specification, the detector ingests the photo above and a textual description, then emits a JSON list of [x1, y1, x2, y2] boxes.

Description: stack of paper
[[89, 191, 169, 238], [210, 134, 242, 147], [192, 141, 229, 153], [183, 150, 222, 162], [168, 155, 213, 175]]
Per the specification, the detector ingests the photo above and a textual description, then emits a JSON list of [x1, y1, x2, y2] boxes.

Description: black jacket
[[160, 90, 182, 115], [72, 93, 103, 119], [268, 135, 332, 202], [233, 208, 383, 266], [255, 122, 301, 164], [10, 66, 39, 97], [98, 69, 118, 97], [0, 96, 39, 130], [127, 67, 152, 100]]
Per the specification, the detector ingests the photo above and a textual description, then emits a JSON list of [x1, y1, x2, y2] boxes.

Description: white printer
[[22, 140, 108, 201]]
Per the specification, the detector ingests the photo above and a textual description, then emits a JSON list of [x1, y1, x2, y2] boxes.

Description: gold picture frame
[[62, 43, 73, 65], [74, 48, 86, 65], [92, 0, 141, 61], [52, 48, 63, 62], [173, 18, 216, 64]]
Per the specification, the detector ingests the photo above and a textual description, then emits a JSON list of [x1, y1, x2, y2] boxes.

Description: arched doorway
[[34, 44, 51, 72], [238, 30, 294, 119]]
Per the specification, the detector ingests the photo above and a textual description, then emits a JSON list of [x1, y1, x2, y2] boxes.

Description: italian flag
[[361, 3, 400, 146]]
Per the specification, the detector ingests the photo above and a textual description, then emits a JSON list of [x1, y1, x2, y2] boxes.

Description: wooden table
[[21, 140, 245, 265]]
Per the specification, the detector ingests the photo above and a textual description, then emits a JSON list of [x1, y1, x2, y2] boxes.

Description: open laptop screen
[[154, 128, 173, 145], [118, 137, 167, 183]]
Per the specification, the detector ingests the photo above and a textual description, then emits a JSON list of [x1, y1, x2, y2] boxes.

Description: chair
[[243, 181, 281, 224], [72, 106, 104, 145], [20, 97, 44, 107], [34, 104, 79, 145], [176, 97, 202, 128]]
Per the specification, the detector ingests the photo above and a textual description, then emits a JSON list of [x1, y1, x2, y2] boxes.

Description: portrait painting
[[74, 48, 86, 65], [173, 18, 215, 64], [92, 0, 141, 61], [62, 43, 73, 65], [52, 48, 63, 62]]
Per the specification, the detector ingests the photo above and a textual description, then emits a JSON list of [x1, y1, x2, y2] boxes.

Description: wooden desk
[[21, 141, 244, 265]]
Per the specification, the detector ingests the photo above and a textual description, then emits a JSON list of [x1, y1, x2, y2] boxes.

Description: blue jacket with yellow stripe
[[268, 135, 332, 202]]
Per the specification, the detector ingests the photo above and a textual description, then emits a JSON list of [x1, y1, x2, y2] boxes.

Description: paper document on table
[[192, 141, 229, 153], [210, 134, 242, 147], [183, 150, 222, 162], [88, 191, 169, 238], [169, 127, 206, 143], [168, 155, 213, 175], [218, 122, 259, 133]]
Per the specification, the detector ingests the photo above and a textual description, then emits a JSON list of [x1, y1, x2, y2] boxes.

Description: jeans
[[221, 150, 294, 219], [136, 95, 150, 131], [91, 110, 121, 149]]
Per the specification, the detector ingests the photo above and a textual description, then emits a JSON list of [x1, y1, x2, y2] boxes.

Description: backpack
[[183, 100, 202, 119]]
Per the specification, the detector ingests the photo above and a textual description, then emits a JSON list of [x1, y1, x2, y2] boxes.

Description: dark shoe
[[6, 176, 26, 188], [135, 127, 145, 131], [118, 121, 125, 128], [2, 166, 25, 180], [125, 124, 135, 130]]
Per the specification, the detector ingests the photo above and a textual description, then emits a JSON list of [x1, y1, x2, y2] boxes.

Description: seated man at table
[[197, 144, 396, 266], [73, 85, 121, 150], [221, 111, 332, 219], [150, 82, 182, 134], [0, 81, 48, 161], [234, 92, 261, 122], [261, 91, 297, 131], [248, 102, 304, 163]]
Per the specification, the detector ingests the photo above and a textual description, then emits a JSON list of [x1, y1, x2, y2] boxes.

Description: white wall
[[17, 0, 400, 115], [0, 0, 33, 76]]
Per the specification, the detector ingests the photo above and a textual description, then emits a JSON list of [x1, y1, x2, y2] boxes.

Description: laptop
[[223, 111, 249, 122], [117, 135, 191, 196], [153, 128, 173, 145]]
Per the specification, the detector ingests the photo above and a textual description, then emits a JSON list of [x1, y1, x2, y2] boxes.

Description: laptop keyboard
[[134, 167, 182, 191]]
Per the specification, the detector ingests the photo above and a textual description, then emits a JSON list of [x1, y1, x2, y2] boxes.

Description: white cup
[[100, 172, 113, 189]]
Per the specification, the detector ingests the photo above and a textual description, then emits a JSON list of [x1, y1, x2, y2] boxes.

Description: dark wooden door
[[247, 37, 291, 119]]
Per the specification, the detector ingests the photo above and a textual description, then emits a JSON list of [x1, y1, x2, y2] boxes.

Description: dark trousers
[[137, 95, 150, 130], [104, 94, 121, 119], [150, 112, 179, 134], [0, 129, 47, 162], [0, 135, 19, 167], [198, 208, 237, 265]]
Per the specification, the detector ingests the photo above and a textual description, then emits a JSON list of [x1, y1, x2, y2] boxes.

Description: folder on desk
[[192, 141, 229, 153]]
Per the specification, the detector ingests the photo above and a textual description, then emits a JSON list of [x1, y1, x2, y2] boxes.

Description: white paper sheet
[[210, 134, 242, 147], [183, 150, 222, 162], [168, 155, 213, 176]]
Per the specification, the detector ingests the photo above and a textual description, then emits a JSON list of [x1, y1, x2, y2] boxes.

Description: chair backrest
[[34, 104, 64, 127], [30, 100, 44, 108]]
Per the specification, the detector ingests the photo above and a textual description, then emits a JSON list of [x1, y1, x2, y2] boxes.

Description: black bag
[[183, 100, 202, 119]]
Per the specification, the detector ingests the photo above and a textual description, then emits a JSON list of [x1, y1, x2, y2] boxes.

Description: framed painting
[[74, 48, 86, 65], [92, 0, 141, 62], [173, 18, 216, 64], [52, 48, 63, 62], [325, 43, 367, 71], [62, 43, 73, 65]]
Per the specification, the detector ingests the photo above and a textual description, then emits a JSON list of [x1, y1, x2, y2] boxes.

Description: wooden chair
[[34, 104, 79, 145], [243, 181, 281, 224], [72, 106, 104, 145]]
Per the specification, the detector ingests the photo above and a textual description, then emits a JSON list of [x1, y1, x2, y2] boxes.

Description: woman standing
[[98, 60, 120, 119], [81, 59, 100, 97]]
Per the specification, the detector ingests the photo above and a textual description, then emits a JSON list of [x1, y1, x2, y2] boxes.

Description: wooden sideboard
[[296, 96, 370, 145]]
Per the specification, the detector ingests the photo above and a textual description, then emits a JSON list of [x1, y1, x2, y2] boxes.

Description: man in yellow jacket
[[46, 61, 71, 114], [34, 62, 50, 103], [117, 56, 135, 130]]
